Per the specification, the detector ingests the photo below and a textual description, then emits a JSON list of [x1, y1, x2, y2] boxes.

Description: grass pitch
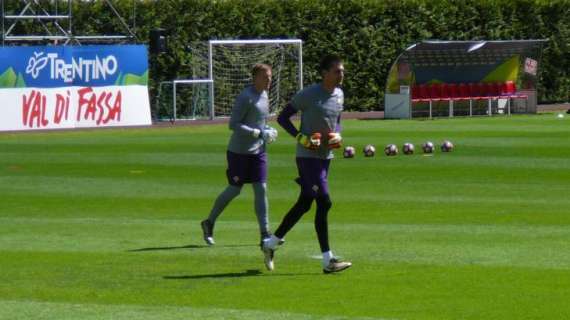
[[1, 114, 570, 319]]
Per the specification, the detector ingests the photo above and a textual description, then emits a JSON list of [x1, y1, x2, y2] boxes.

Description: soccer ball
[[343, 146, 356, 158], [363, 144, 376, 157], [441, 140, 454, 152], [384, 144, 398, 156], [402, 143, 414, 155], [422, 141, 434, 154]]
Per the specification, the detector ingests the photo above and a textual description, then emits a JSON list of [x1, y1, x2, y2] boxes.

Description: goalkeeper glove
[[296, 132, 321, 150], [262, 126, 278, 144], [327, 132, 342, 149]]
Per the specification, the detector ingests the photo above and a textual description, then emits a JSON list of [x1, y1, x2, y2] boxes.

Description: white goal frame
[[156, 39, 303, 121], [206, 39, 303, 119], [156, 79, 213, 121], [173, 79, 213, 120]]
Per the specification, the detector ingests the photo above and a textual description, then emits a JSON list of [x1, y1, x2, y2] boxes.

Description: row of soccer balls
[[343, 141, 454, 158]]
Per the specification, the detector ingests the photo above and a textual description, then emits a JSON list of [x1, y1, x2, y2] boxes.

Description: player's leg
[[272, 193, 314, 240], [314, 159, 332, 253], [313, 159, 351, 274], [315, 194, 332, 253], [266, 157, 319, 247], [201, 184, 242, 245], [261, 192, 312, 271], [250, 152, 271, 242], [252, 182, 270, 240], [200, 151, 246, 245], [261, 157, 317, 270]]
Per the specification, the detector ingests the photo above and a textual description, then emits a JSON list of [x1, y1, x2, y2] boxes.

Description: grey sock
[[252, 182, 270, 237], [207, 185, 242, 224]]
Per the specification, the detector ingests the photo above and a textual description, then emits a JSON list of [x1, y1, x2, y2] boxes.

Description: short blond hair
[[251, 63, 272, 78]]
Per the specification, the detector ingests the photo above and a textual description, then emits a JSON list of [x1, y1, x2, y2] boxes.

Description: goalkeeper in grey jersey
[[263, 55, 352, 274], [200, 64, 278, 258]]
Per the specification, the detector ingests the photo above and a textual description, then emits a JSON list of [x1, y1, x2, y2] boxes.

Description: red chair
[[491, 82, 501, 97], [440, 83, 452, 100], [470, 83, 484, 99], [429, 83, 443, 100], [504, 81, 516, 95], [419, 84, 430, 101], [448, 83, 460, 99], [482, 82, 494, 97], [411, 83, 433, 118], [500, 82, 509, 96], [458, 83, 470, 99], [411, 85, 420, 100]]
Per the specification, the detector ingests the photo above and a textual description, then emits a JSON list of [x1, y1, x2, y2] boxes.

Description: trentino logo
[[25, 51, 118, 83], [26, 52, 49, 79]]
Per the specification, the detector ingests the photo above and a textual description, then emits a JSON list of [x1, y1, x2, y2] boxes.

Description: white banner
[[0, 85, 151, 131]]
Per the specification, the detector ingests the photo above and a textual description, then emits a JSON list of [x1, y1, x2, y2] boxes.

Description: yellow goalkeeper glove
[[296, 132, 321, 150]]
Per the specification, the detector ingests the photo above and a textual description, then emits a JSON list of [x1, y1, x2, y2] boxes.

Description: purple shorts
[[295, 157, 331, 197], [226, 151, 267, 186]]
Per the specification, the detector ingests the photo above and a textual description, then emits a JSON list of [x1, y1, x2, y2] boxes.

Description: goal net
[[154, 80, 212, 121], [190, 39, 303, 118]]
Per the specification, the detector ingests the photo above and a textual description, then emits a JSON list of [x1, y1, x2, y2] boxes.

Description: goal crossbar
[[206, 39, 303, 119]]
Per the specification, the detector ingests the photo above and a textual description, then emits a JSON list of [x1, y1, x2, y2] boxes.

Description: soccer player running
[[200, 64, 278, 258], [262, 54, 352, 274]]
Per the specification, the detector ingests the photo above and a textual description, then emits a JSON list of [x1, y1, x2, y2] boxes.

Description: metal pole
[[298, 42, 303, 90], [449, 100, 453, 117], [488, 99, 492, 116], [429, 101, 432, 119], [103, 0, 135, 39], [469, 99, 473, 116], [1, 0, 5, 46], [208, 41, 214, 120], [68, 0, 72, 34], [173, 82, 177, 121], [132, 0, 136, 37]]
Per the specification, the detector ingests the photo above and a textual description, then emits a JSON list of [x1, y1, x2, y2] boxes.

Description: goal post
[[193, 39, 303, 119], [155, 79, 213, 121], [154, 39, 303, 121]]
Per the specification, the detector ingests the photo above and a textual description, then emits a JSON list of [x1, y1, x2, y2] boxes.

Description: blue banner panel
[[0, 45, 148, 88]]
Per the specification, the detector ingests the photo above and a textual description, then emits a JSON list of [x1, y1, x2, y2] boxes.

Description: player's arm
[[277, 103, 320, 149], [229, 95, 260, 138], [327, 114, 342, 149], [277, 103, 299, 137]]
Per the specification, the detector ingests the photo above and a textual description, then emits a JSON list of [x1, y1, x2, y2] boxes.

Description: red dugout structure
[[384, 40, 547, 119]]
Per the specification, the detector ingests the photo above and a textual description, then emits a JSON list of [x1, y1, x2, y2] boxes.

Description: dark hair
[[319, 54, 343, 74], [251, 63, 272, 78]]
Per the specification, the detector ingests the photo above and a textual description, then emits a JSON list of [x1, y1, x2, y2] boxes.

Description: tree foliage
[[6, 0, 570, 110]]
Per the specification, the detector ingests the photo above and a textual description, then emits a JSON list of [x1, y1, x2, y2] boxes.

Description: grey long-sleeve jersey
[[291, 84, 344, 159], [227, 85, 270, 155]]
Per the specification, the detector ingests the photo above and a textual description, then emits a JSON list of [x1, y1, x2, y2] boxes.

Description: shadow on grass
[[164, 269, 263, 279], [128, 244, 256, 252], [163, 269, 317, 280]]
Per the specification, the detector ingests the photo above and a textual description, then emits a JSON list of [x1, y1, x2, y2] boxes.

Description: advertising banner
[[0, 45, 151, 131]]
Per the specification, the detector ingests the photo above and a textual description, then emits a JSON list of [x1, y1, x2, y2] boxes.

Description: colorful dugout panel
[[384, 40, 546, 119]]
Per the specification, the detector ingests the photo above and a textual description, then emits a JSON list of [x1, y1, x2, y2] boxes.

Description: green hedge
[[12, 0, 570, 110]]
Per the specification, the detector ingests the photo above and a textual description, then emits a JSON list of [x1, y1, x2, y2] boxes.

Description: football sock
[[207, 185, 242, 224], [252, 182, 270, 236], [315, 195, 332, 252], [322, 250, 334, 266], [274, 193, 314, 239], [264, 234, 282, 249]]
